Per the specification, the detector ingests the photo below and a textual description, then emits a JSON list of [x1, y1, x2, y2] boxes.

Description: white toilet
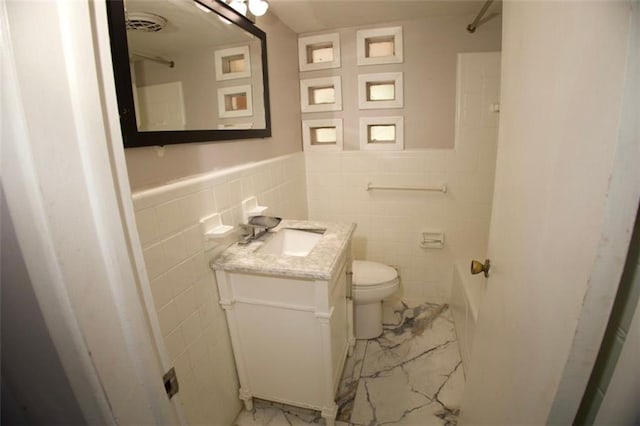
[[352, 260, 400, 339]]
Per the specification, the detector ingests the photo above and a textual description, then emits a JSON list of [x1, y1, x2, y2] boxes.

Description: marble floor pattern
[[235, 301, 464, 426]]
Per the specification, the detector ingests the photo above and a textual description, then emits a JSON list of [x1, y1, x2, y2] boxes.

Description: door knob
[[471, 259, 490, 277]]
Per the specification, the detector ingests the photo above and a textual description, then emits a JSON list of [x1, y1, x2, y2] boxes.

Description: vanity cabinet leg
[[321, 404, 337, 426], [239, 388, 254, 411], [347, 299, 355, 357], [243, 397, 254, 411]]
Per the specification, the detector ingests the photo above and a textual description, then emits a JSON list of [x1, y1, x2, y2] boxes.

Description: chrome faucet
[[237, 215, 282, 245], [238, 223, 268, 245]]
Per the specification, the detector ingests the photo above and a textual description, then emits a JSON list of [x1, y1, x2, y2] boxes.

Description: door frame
[[2, 0, 184, 422]]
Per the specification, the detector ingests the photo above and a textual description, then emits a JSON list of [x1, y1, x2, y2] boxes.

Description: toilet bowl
[[352, 260, 400, 339]]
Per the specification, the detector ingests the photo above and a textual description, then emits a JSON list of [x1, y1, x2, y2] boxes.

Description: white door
[[137, 81, 186, 131], [460, 2, 639, 424]]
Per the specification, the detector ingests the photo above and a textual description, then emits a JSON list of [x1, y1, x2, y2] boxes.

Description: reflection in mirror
[[106, 0, 271, 147]]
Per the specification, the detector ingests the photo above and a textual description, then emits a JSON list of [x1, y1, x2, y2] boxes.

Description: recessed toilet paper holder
[[420, 231, 444, 249]]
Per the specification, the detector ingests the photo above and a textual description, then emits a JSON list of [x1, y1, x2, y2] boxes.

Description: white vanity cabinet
[[212, 221, 355, 425]]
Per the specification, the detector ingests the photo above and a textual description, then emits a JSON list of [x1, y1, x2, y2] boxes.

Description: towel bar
[[366, 183, 447, 193]]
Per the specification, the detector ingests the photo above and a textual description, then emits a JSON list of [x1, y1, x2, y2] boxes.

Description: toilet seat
[[352, 260, 398, 287], [352, 260, 399, 305]]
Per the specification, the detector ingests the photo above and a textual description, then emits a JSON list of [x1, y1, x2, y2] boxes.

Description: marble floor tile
[[350, 367, 432, 425], [233, 302, 463, 426], [361, 304, 456, 377], [235, 399, 324, 426], [336, 340, 368, 422]]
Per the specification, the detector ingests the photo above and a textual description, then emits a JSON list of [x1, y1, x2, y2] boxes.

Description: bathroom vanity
[[212, 220, 355, 425]]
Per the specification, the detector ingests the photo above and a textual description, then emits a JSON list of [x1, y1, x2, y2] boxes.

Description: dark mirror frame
[[106, 0, 271, 148]]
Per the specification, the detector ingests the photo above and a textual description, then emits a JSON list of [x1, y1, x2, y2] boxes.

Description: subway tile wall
[[305, 149, 494, 303], [132, 152, 307, 425], [305, 53, 501, 303]]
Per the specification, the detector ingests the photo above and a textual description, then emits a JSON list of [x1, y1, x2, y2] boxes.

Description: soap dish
[[200, 213, 234, 240], [242, 196, 268, 224]]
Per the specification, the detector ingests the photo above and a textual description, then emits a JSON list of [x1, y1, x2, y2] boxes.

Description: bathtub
[[451, 262, 484, 374]]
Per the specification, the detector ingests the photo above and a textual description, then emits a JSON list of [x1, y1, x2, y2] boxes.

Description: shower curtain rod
[[467, 0, 494, 33], [132, 52, 175, 68]]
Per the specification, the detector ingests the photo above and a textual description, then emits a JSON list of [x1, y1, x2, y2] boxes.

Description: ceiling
[[267, 0, 502, 34], [124, 0, 255, 56], [121, 0, 501, 57]]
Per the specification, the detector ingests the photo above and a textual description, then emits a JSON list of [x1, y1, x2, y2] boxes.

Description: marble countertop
[[211, 220, 356, 280]]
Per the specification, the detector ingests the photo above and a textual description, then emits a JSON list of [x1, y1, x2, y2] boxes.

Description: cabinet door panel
[[330, 263, 349, 391], [235, 303, 323, 406]]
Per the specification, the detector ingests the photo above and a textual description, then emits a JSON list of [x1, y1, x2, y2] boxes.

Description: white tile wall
[[305, 52, 501, 303], [132, 153, 307, 425]]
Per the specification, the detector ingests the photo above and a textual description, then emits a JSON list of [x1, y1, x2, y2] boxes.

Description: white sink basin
[[259, 228, 324, 257]]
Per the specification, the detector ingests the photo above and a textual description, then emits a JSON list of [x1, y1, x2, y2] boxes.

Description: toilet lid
[[352, 260, 398, 286]]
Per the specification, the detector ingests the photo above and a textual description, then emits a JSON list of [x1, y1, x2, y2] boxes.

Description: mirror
[[106, 0, 271, 148]]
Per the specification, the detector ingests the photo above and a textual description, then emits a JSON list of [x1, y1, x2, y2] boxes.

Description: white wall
[[306, 52, 501, 303], [132, 153, 307, 424], [125, 12, 303, 190], [298, 14, 502, 150]]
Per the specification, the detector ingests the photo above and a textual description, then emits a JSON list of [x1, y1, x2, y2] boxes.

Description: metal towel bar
[[366, 183, 447, 193]]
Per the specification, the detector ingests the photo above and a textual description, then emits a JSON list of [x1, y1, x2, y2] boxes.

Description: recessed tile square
[[357, 26, 403, 65], [359, 116, 404, 151], [214, 46, 251, 81], [300, 77, 342, 112], [302, 119, 343, 152], [298, 33, 341, 71], [358, 72, 403, 109]]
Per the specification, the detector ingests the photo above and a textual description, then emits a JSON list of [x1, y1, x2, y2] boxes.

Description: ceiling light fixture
[[221, 0, 269, 18], [248, 0, 269, 17], [228, 0, 247, 16]]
